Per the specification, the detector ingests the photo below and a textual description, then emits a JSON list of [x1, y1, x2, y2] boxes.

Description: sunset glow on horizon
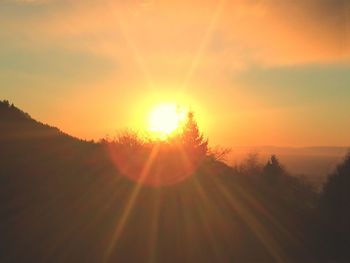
[[1, 0, 349, 147], [1, 2, 350, 261]]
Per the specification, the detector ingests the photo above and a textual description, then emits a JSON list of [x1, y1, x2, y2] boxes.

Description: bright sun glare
[[148, 103, 187, 139]]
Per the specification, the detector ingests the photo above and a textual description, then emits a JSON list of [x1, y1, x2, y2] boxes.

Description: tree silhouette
[[237, 152, 262, 177], [262, 155, 286, 183], [317, 151, 350, 260], [178, 111, 208, 160], [0, 101, 328, 262], [106, 111, 208, 186]]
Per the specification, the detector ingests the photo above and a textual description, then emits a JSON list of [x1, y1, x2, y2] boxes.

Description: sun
[[148, 103, 187, 139]]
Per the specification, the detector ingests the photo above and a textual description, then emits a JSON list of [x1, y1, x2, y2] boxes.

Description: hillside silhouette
[[0, 100, 349, 263]]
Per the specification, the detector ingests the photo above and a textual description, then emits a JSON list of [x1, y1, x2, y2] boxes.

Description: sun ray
[[109, 2, 155, 90], [191, 176, 225, 262], [227, 178, 300, 247], [148, 189, 161, 262], [213, 180, 287, 263], [104, 145, 159, 262], [181, 0, 226, 90]]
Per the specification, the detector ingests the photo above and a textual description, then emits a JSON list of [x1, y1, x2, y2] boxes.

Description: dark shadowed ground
[[1, 101, 349, 263]]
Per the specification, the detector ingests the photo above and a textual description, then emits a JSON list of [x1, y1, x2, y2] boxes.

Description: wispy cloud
[[0, 0, 349, 144], [1, 0, 348, 68]]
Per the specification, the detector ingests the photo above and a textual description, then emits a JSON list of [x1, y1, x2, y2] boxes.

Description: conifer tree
[[263, 155, 285, 182], [180, 112, 208, 160]]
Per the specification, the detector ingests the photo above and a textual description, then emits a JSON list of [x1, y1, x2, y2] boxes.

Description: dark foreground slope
[[0, 101, 120, 262], [0, 100, 329, 262]]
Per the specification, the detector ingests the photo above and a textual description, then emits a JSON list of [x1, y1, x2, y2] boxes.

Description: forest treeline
[[0, 100, 349, 263]]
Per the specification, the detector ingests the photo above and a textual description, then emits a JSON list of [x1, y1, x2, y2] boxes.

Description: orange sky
[[1, 0, 349, 146]]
